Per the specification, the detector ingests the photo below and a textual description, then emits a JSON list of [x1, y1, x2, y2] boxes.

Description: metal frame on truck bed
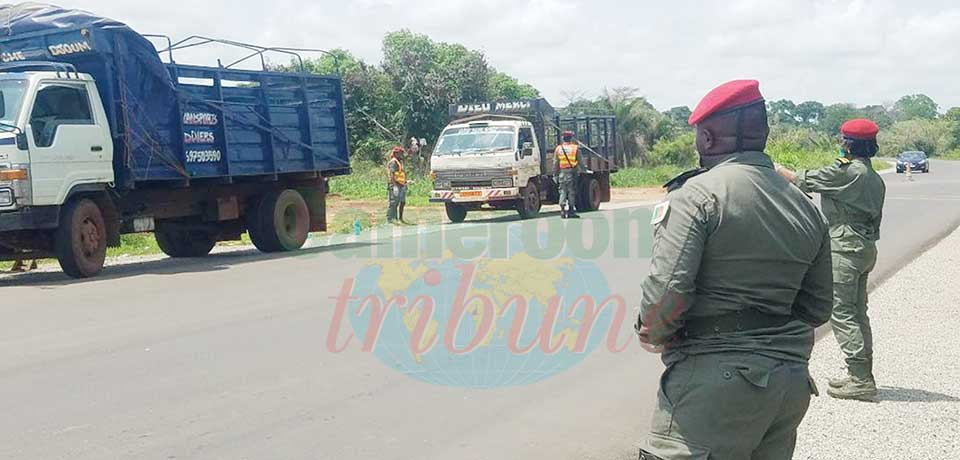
[[0, 6, 353, 278]]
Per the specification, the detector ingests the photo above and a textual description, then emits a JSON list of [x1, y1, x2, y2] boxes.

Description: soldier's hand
[[635, 325, 665, 354]]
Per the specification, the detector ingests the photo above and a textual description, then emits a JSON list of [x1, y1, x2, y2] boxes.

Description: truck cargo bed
[[0, 18, 351, 190]]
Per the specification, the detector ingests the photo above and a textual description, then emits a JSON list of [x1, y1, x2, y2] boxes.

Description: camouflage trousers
[[831, 245, 878, 380], [387, 184, 406, 221], [558, 169, 578, 210], [640, 353, 814, 460]]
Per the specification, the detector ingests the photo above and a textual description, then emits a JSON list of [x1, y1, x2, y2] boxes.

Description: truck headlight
[[0, 188, 13, 207], [492, 177, 514, 188], [435, 179, 452, 190]]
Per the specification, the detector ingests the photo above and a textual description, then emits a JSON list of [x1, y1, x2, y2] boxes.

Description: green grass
[[611, 165, 686, 188], [108, 234, 161, 258], [330, 161, 434, 206], [939, 150, 960, 160], [766, 142, 837, 171]]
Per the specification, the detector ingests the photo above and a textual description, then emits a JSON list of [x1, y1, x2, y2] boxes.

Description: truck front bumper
[[430, 187, 520, 203], [0, 206, 60, 232]]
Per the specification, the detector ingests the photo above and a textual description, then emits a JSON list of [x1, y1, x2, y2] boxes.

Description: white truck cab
[[430, 99, 619, 223], [0, 71, 113, 212], [430, 118, 543, 221]]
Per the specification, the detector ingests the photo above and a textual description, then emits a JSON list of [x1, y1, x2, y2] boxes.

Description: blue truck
[[0, 5, 350, 278]]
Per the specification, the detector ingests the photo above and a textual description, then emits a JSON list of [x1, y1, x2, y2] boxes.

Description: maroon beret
[[840, 119, 880, 140], [688, 80, 764, 126]]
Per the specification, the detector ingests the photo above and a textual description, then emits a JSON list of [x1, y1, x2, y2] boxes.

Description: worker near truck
[[636, 80, 833, 460], [554, 130, 582, 219], [776, 119, 886, 402], [386, 146, 409, 224]]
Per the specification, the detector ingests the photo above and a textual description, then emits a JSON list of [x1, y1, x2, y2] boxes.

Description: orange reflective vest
[[556, 143, 579, 169], [389, 158, 407, 185]]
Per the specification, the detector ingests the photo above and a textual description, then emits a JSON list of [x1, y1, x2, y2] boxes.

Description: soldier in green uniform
[[636, 80, 833, 460], [776, 119, 886, 402]]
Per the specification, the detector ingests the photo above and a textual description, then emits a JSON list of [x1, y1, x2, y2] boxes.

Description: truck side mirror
[[15, 132, 28, 150], [521, 142, 534, 157]]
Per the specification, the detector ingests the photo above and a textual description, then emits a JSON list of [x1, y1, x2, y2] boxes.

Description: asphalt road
[[2, 160, 959, 460]]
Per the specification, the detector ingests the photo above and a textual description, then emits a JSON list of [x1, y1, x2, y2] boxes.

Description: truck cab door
[[25, 81, 114, 206], [517, 126, 540, 184]]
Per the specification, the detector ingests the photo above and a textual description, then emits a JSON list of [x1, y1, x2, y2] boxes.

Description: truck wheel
[[250, 190, 310, 253], [55, 198, 107, 278], [576, 177, 602, 212], [445, 203, 468, 223], [517, 183, 541, 219], [155, 224, 217, 258]]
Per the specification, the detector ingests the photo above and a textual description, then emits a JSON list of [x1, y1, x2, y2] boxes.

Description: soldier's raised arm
[[792, 226, 833, 327], [779, 159, 856, 196], [637, 185, 714, 346]]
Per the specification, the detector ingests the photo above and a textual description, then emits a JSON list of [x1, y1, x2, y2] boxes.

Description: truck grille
[[435, 168, 512, 181], [452, 180, 493, 189]]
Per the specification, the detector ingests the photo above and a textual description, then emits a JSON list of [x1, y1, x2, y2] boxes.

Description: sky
[[70, 0, 960, 111]]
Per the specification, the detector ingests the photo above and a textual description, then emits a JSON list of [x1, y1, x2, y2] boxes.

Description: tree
[[893, 94, 939, 121], [487, 72, 539, 100], [879, 118, 952, 156], [861, 105, 894, 129], [794, 101, 825, 126], [767, 99, 798, 125], [819, 103, 862, 135], [665, 106, 692, 125]]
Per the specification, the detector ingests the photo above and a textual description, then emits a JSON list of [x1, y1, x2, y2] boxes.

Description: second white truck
[[429, 99, 619, 222]]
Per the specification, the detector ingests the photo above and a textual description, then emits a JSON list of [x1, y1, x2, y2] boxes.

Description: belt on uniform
[[681, 311, 795, 338]]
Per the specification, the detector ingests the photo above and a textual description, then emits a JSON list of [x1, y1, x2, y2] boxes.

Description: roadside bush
[[766, 127, 838, 170], [611, 165, 685, 187], [649, 131, 697, 168], [329, 160, 432, 205], [940, 149, 960, 160], [878, 119, 952, 157]]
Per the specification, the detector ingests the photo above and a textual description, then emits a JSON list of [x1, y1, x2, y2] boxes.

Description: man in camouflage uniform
[[636, 80, 833, 460], [555, 130, 582, 219], [777, 119, 886, 401]]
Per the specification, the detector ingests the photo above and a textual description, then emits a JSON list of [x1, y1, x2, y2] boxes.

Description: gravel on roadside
[[794, 228, 960, 459]]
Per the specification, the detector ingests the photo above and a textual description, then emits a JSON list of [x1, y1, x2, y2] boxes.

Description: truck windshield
[[0, 79, 28, 128], [434, 126, 516, 156]]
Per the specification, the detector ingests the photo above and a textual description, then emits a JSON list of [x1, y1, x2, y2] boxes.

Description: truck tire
[[54, 198, 107, 278], [445, 203, 468, 223], [249, 189, 310, 253], [516, 183, 541, 219], [577, 176, 602, 212], [155, 224, 217, 258]]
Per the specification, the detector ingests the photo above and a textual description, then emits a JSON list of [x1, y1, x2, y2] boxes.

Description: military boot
[[828, 376, 853, 389], [827, 377, 878, 402]]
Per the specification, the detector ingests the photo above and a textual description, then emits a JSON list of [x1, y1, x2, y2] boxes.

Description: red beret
[[688, 79, 764, 126], [840, 119, 880, 140]]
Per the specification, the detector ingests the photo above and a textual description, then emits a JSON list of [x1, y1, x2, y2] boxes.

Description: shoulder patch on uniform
[[836, 157, 852, 166], [663, 167, 708, 192], [651, 201, 670, 225]]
